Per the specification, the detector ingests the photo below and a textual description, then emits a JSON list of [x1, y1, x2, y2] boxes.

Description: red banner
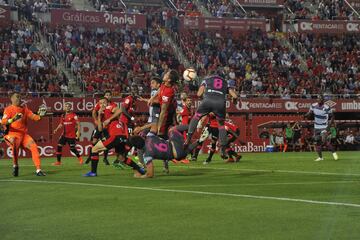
[[0, 5, 11, 26], [237, 0, 284, 6], [298, 20, 360, 34], [2, 98, 360, 114], [50, 9, 146, 29], [180, 17, 267, 33]]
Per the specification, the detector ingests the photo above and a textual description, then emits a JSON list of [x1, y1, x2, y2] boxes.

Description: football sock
[[90, 152, 99, 173], [103, 149, 109, 160], [207, 149, 215, 162], [125, 158, 142, 172], [186, 112, 202, 142], [12, 145, 19, 166], [70, 145, 80, 158], [56, 145, 62, 162], [192, 145, 202, 159], [316, 145, 323, 158], [29, 143, 41, 170]]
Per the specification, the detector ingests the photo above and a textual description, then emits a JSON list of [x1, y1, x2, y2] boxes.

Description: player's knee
[[6, 136, 15, 145], [25, 140, 37, 150]]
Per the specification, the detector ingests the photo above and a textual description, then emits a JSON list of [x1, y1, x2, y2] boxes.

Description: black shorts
[[91, 127, 109, 141], [208, 126, 219, 141], [197, 97, 226, 120], [58, 136, 76, 146], [103, 135, 128, 154], [314, 129, 330, 145]]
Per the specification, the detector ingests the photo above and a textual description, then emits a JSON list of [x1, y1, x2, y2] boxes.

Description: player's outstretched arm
[[197, 85, 205, 97], [147, 91, 159, 106], [134, 123, 157, 135], [53, 123, 63, 134], [103, 107, 121, 126]]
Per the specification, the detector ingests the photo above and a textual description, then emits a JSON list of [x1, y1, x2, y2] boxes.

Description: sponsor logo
[[235, 142, 266, 152], [341, 101, 360, 110], [4, 144, 102, 158], [62, 12, 100, 23], [162, 96, 169, 102], [0, 7, 6, 15], [236, 101, 250, 110], [285, 101, 314, 111], [205, 142, 265, 153], [346, 23, 359, 32], [103, 13, 137, 25], [300, 22, 313, 30], [236, 101, 282, 110], [300, 21, 347, 31], [285, 101, 298, 110], [325, 100, 336, 108]]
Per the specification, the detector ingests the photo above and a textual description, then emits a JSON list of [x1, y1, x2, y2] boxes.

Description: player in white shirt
[[305, 95, 338, 161]]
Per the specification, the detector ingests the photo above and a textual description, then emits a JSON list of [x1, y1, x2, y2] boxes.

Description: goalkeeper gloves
[[7, 113, 23, 125], [37, 106, 47, 117]]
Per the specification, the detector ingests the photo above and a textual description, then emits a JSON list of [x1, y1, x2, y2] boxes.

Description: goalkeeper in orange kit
[[1, 92, 47, 176]]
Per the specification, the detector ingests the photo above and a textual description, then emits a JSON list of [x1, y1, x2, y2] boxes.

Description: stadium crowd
[[290, 33, 360, 96], [176, 28, 360, 97], [0, 22, 67, 95], [46, 25, 182, 94], [285, 0, 358, 20]]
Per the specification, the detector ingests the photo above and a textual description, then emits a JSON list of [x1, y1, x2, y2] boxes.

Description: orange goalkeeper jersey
[[1, 105, 40, 134]]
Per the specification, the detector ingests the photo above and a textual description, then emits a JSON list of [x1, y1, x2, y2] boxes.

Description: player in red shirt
[[52, 102, 83, 165], [202, 113, 220, 164], [85, 90, 117, 165], [119, 90, 137, 136], [179, 96, 192, 125], [83, 97, 145, 177], [148, 70, 179, 139], [224, 119, 242, 163]]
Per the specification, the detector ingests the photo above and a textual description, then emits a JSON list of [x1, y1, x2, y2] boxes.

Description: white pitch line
[[1, 179, 360, 209], [175, 166, 360, 177], [155, 180, 358, 189]]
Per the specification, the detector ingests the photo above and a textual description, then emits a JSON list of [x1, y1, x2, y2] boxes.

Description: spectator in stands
[[0, 23, 62, 94]]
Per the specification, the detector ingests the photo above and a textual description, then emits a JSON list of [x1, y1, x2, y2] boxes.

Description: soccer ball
[[183, 68, 197, 81]]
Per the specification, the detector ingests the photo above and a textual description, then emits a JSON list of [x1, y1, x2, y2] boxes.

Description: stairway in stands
[[36, 30, 82, 95]]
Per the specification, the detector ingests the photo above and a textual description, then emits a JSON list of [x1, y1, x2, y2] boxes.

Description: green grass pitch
[[1, 152, 360, 240]]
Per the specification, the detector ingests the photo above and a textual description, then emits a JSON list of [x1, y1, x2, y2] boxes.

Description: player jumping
[[184, 73, 238, 159]]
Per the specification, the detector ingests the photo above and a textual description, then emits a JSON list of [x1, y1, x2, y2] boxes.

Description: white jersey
[[309, 103, 332, 130], [148, 89, 160, 123]]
